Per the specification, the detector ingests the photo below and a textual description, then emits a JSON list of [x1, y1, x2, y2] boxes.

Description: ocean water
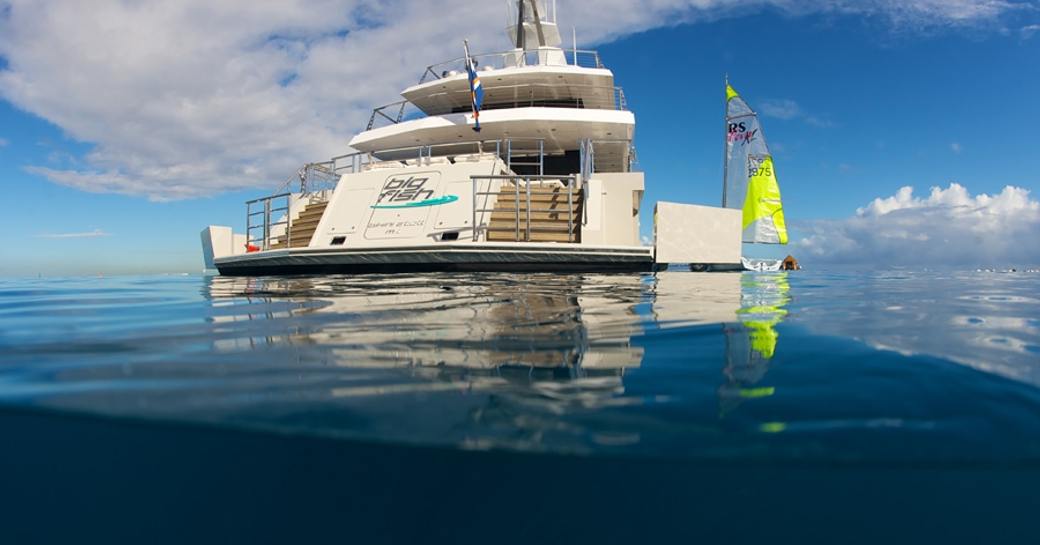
[[2, 269, 1039, 544]]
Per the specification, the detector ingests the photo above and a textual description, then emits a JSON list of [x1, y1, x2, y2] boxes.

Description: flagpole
[[464, 39, 482, 133], [721, 73, 729, 208]]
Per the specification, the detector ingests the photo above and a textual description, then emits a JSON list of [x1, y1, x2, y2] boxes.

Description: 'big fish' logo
[[370, 176, 459, 209], [727, 121, 758, 145]]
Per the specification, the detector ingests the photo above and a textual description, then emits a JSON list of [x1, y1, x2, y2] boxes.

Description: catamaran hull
[[213, 244, 656, 276]]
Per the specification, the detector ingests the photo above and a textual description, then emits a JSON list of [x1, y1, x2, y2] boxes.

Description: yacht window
[[330, 236, 346, 246]]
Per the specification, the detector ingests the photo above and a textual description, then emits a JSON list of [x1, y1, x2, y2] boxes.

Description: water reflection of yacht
[[205, 272, 787, 415], [201, 1, 742, 275], [201, 271, 791, 450], [206, 274, 647, 372]]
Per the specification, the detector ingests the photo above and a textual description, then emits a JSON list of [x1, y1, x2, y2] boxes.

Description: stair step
[[488, 213, 578, 221], [493, 200, 581, 209], [489, 212, 577, 221], [495, 191, 581, 199], [496, 188, 581, 194], [488, 222, 577, 232], [487, 231, 578, 243]]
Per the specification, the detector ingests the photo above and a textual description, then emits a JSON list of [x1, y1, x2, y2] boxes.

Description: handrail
[[366, 84, 628, 131], [367, 100, 419, 130], [246, 193, 292, 251], [327, 137, 547, 174], [418, 47, 604, 84]]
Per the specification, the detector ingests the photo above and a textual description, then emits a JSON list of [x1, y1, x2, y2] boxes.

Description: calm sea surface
[[2, 269, 1039, 543]]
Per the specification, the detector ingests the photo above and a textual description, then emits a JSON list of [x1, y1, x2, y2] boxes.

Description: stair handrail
[[245, 192, 291, 251]]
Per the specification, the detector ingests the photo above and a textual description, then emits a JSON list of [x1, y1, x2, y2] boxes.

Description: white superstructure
[[202, 1, 741, 275]]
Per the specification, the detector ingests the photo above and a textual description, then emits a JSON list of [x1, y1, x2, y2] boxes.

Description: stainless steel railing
[[367, 83, 628, 130], [418, 48, 604, 84], [471, 174, 579, 243], [323, 138, 546, 177], [245, 193, 291, 252]]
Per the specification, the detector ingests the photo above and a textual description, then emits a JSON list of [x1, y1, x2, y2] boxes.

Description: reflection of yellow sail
[[737, 273, 790, 360], [745, 321, 780, 359], [719, 272, 791, 417]]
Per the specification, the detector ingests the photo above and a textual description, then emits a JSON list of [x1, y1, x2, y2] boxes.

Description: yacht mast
[[528, 0, 547, 47], [515, 0, 525, 48]]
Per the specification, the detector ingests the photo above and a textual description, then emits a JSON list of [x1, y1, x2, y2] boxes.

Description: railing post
[[538, 140, 544, 176], [567, 177, 574, 242], [514, 177, 520, 242], [506, 139, 512, 173], [245, 202, 251, 251], [525, 177, 531, 242], [472, 177, 478, 241], [286, 195, 292, 249], [263, 198, 271, 251]]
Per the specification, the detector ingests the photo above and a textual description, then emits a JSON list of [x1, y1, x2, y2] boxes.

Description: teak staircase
[[487, 182, 582, 243], [270, 200, 328, 249]]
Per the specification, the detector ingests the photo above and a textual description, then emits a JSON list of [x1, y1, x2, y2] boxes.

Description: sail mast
[[722, 73, 729, 208]]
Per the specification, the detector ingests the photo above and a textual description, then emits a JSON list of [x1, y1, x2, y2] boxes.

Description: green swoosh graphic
[[370, 194, 459, 209]]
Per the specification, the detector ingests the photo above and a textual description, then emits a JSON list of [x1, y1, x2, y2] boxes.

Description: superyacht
[[202, 0, 768, 275]]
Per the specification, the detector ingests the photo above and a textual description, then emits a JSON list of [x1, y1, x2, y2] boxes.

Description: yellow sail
[[741, 156, 788, 244], [725, 83, 789, 245]]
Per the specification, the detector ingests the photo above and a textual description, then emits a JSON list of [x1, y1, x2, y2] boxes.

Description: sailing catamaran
[[201, 1, 760, 276]]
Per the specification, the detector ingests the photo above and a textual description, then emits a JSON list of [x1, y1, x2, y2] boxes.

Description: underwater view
[[2, 270, 1039, 543]]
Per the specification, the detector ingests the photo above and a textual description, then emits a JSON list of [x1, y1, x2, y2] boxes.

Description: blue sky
[[1, 1, 1038, 275]]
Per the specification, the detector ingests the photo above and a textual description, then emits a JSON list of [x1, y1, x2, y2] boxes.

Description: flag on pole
[[464, 40, 484, 132]]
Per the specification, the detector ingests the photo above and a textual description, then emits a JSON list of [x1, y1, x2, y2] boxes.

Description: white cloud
[[759, 98, 802, 120], [803, 115, 834, 128], [0, 137, 8, 147], [951, 142, 963, 153], [0, 0, 1031, 200], [1022, 23, 1040, 37], [795, 183, 1040, 265], [759, 98, 834, 127], [36, 228, 111, 239]]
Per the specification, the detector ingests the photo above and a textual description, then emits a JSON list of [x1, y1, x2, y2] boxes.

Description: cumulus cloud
[[0, 0, 1032, 200], [36, 228, 111, 239], [795, 183, 1040, 265]]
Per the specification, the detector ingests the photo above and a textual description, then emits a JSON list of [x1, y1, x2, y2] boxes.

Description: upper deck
[[352, 46, 632, 160], [403, 48, 616, 117], [351, 1, 634, 161]]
